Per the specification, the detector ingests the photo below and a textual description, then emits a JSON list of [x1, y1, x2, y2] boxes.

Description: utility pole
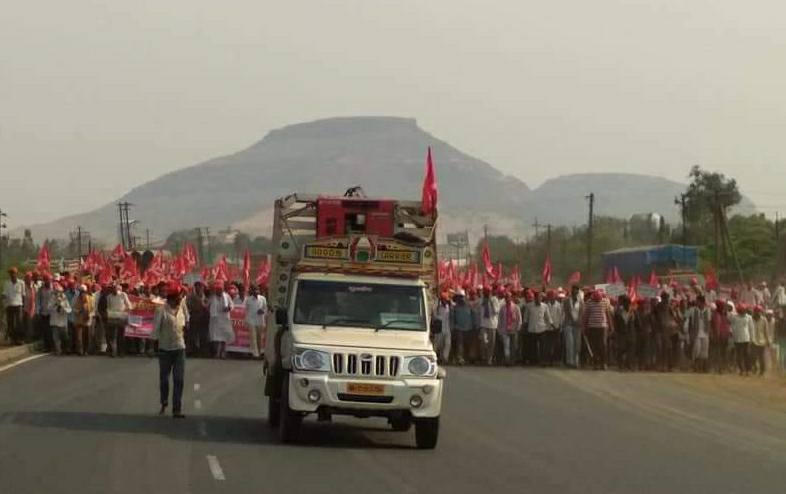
[[775, 211, 781, 280], [675, 193, 688, 268], [117, 202, 134, 251], [0, 209, 7, 271], [714, 190, 721, 272], [586, 193, 594, 281], [76, 226, 83, 258], [532, 218, 542, 238]]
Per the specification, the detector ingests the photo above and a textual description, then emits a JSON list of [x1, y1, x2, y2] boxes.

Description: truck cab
[[264, 189, 443, 449]]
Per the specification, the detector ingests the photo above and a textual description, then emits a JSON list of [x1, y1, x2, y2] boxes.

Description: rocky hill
[[21, 117, 748, 244]]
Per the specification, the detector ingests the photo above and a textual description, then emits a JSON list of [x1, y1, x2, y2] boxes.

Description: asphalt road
[[1, 355, 785, 494]]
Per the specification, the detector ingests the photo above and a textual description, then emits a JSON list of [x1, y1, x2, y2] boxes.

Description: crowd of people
[[1, 267, 268, 360], [431, 280, 786, 376]]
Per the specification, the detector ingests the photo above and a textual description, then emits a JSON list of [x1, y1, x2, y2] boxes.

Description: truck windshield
[[293, 280, 426, 331]]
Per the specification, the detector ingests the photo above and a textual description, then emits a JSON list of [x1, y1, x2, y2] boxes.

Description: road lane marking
[[195, 399, 203, 410], [206, 455, 225, 480], [0, 354, 48, 374], [194, 383, 201, 392], [198, 421, 207, 437]]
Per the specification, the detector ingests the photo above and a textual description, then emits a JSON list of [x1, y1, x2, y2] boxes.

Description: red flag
[[214, 256, 229, 283], [542, 256, 552, 286], [182, 244, 198, 269], [510, 265, 522, 291], [567, 271, 581, 285], [120, 255, 138, 282], [481, 241, 499, 279], [256, 255, 272, 288], [612, 266, 622, 284], [111, 244, 127, 261], [242, 249, 251, 288], [648, 269, 659, 287], [704, 268, 719, 291], [36, 245, 51, 274], [421, 147, 438, 216]]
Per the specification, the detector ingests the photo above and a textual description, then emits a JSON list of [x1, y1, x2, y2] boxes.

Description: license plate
[[346, 383, 385, 396]]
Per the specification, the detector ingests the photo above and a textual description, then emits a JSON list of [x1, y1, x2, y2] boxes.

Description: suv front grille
[[332, 353, 400, 377]]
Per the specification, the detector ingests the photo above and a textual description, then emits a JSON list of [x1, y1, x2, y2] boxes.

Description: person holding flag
[[209, 281, 234, 359], [151, 282, 189, 419]]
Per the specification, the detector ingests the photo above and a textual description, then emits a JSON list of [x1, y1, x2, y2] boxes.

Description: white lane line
[[194, 399, 203, 410], [198, 421, 207, 437], [0, 354, 48, 374], [206, 455, 225, 480], [193, 383, 201, 392]]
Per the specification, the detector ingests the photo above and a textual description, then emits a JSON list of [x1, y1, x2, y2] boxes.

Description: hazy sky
[[2, 0, 786, 228]]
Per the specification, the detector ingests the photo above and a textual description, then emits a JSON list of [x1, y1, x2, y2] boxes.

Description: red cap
[[591, 290, 603, 302], [754, 305, 764, 313], [166, 282, 182, 298]]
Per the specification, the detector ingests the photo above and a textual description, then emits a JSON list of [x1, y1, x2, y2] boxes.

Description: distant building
[[602, 244, 698, 279]]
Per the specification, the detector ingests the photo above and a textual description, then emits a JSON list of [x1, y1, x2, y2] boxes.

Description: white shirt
[[479, 296, 501, 329], [526, 302, 554, 334], [546, 301, 564, 330], [730, 314, 753, 343], [47, 293, 71, 327], [106, 292, 133, 319], [244, 295, 268, 327], [3, 279, 24, 307]]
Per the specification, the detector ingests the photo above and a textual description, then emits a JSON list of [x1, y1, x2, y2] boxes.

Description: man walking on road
[[562, 285, 584, 368], [582, 290, 613, 370], [2, 267, 25, 345], [750, 306, 769, 376], [730, 304, 754, 376], [151, 283, 189, 419], [654, 293, 682, 371], [478, 287, 500, 366], [451, 289, 474, 365], [526, 291, 554, 366], [244, 284, 267, 359], [106, 284, 134, 357]]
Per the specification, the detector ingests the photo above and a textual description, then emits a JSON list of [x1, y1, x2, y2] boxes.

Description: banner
[[124, 295, 260, 353], [636, 285, 660, 299], [124, 295, 160, 339], [226, 306, 252, 354]]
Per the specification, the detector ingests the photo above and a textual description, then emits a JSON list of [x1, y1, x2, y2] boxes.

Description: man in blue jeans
[[151, 283, 189, 419]]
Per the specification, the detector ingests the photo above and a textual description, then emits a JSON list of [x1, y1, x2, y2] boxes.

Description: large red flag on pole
[[481, 241, 499, 279], [242, 249, 251, 288], [421, 147, 438, 216], [36, 245, 51, 274], [542, 256, 552, 286]]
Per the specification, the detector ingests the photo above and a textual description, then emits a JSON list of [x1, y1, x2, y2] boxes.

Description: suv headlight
[[403, 356, 437, 377], [293, 349, 330, 372]]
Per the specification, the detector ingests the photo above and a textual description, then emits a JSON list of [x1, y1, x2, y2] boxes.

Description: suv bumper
[[288, 372, 443, 418]]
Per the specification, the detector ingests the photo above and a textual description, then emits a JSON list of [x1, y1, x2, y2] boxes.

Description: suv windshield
[[293, 280, 426, 331]]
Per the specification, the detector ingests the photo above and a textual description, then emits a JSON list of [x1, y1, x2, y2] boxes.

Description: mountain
[[19, 117, 755, 244], [22, 117, 532, 243]]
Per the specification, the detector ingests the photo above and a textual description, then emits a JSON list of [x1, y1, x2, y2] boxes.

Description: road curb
[[0, 342, 42, 367]]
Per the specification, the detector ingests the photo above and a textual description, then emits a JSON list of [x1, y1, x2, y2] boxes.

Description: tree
[[684, 166, 742, 245]]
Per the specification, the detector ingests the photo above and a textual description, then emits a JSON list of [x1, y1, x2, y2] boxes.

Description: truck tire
[[414, 417, 439, 449], [267, 397, 281, 428], [278, 374, 302, 443], [390, 415, 412, 432]]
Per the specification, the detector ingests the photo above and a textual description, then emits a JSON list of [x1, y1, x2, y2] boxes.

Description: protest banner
[[124, 295, 161, 339], [226, 305, 252, 354], [637, 285, 660, 299]]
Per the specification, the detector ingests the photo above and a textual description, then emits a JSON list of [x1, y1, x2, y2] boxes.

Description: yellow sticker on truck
[[376, 249, 421, 264], [304, 246, 349, 260]]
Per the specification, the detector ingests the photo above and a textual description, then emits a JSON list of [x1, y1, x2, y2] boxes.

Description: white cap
[[456, 289, 466, 297]]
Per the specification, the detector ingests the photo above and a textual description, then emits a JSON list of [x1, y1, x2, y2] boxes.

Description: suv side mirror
[[275, 307, 289, 327]]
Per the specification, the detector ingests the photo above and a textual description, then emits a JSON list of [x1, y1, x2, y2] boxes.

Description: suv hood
[[292, 325, 432, 352]]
